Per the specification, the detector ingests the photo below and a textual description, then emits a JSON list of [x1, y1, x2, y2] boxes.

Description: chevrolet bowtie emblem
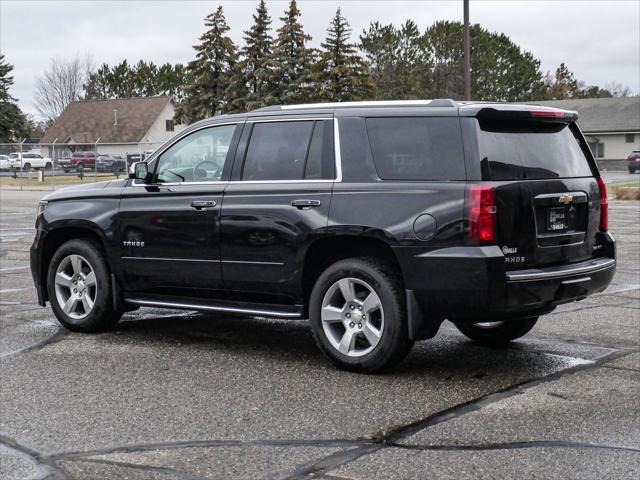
[[559, 194, 573, 205]]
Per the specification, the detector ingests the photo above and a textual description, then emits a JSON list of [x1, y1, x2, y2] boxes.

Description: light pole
[[463, 0, 471, 101]]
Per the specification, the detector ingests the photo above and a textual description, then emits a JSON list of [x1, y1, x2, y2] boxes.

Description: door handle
[[191, 200, 217, 210], [291, 199, 321, 209]]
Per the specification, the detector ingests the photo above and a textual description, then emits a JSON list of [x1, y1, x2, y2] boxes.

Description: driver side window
[[155, 124, 237, 183]]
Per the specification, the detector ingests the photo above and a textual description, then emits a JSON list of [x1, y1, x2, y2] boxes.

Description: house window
[[166, 120, 174, 132], [597, 143, 605, 158], [626, 134, 635, 143]]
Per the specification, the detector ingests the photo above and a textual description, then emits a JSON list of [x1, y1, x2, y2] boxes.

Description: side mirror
[[129, 161, 148, 182]]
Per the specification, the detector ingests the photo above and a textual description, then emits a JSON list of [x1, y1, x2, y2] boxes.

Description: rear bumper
[[393, 232, 616, 320]]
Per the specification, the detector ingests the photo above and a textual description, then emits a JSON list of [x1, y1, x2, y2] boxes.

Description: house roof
[[533, 97, 640, 133], [40, 96, 173, 144]]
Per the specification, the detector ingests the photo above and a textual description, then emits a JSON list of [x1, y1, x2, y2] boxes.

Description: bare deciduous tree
[[34, 55, 94, 124]]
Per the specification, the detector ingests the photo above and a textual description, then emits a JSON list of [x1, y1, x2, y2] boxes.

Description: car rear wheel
[[309, 257, 413, 373], [23, 162, 31, 170], [47, 239, 122, 332], [45, 161, 52, 169], [454, 317, 539, 345]]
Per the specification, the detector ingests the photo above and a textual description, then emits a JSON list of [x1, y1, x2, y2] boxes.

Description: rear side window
[[365, 117, 465, 181], [478, 120, 593, 180], [242, 120, 334, 181]]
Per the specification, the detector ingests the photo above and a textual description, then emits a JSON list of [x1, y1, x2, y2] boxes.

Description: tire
[[47, 238, 122, 332], [45, 162, 52, 169], [454, 317, 539, 345], [23, 162, 31, 170], [309, 257, 414, 373]]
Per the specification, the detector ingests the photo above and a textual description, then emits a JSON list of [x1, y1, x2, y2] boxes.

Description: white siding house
[[40, 96, 186, 161], [535, 98, 640, 161]]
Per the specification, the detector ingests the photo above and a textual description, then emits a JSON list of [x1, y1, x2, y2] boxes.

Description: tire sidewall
[[47, 239, 115, 332], [309, 258, 408, 372]]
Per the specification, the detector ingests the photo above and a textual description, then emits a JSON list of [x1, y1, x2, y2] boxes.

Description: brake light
[[468, 185, 497, 244], [597, 178, 608, 232], [531, 110, 565, 118]]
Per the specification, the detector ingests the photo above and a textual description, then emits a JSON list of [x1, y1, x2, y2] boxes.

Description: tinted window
[[305, 120, 334, 180], [242, 121, 313, 181], [365, 117, 465, 181], [478, 120, 592, 180], [156, 125, 236, 183]]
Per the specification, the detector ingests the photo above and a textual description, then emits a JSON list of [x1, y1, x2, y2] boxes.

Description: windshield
[[478, 119, 593, 180], [9, 153, 19, 158]]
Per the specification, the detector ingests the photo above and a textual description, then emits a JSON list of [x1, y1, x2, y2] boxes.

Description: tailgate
[[474, 114, 605, 270], [495, 178, 601, 269]]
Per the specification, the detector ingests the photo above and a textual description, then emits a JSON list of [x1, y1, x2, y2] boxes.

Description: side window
[[304, 120, 335, 180], [365, 117, 465, 181], [156, 125, 236, 183], [242, 121, 314, 181]]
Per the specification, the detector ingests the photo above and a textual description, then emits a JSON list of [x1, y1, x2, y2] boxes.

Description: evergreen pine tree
[[268, 0, 316, 104], [315, 8, 373, 102], [227, 0, 274, 112], [0, 54, 28, 142], [176, 6, 237, 123]]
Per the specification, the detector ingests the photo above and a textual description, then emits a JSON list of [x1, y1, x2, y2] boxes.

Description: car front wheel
[[454, 317, 539, 344], [47, 239, 122, 332], [309, 257, 413, 373]]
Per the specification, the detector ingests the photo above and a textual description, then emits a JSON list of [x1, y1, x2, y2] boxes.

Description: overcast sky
[[1, 0, 638, 118]]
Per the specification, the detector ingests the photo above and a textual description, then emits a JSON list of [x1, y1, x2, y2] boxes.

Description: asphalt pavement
[[0, 188, 638, 479]]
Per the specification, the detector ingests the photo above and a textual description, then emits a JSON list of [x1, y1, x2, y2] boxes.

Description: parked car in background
[[8, 152, 53, 170], [96, 155, 126, 173], [628, 149, 640, 173], [58, 151, 97, 172], [0, 155, 11, 171]]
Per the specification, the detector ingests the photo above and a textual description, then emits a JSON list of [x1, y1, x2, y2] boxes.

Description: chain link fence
[[0, 141, 164, 191]]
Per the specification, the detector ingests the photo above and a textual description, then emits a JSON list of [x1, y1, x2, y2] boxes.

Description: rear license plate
[[547, 207, 568, 231]]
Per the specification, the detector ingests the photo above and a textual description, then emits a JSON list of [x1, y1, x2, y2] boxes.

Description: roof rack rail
[[251, 105, 281, 112], [250, 99, 459, 113]]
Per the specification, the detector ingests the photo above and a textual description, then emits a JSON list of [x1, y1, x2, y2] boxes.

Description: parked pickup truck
[[58, 151, 97, 172], [8, 152, 53, 170]]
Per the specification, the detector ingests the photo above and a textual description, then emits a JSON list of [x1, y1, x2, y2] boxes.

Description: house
[[39, 96, 186, 159], [534, 97, 640, 162]]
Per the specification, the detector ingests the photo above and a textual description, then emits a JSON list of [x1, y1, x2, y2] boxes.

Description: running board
[[125, 297, 303, 319]]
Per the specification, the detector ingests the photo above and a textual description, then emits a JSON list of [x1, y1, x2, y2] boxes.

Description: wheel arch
[[38, 221, 111, 303], [300, 234, 403, 316]]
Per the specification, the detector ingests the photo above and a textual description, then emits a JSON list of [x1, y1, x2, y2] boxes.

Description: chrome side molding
[[125, 298, 302, 318]]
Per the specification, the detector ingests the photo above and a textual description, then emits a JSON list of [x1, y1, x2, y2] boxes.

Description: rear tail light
[[597, 177, 608, 232], [468, 184, 497, 244]]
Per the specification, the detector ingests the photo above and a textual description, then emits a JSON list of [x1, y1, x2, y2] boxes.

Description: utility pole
[[463, 0, 471, 100]]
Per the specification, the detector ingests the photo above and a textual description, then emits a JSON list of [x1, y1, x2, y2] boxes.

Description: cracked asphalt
[[1, 187, 638, 480]]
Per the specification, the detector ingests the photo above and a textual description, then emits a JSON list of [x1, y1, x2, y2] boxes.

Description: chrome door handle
[[191, 200, 216, 210], [291, 199, 321, 209]]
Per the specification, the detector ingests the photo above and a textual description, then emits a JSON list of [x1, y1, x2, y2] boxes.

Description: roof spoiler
[[475, 106, 578, 122]]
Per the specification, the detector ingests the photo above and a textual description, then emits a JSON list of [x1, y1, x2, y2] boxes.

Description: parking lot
[[0, 188, 638, 479]]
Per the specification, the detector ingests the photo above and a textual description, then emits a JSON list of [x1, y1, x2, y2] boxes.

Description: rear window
[[365, 117, 465, 181], [478, 119, 592, 180]]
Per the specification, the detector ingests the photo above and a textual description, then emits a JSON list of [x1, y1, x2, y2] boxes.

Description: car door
[[220, 116, 336, 305], [117, 121, 243, 298]]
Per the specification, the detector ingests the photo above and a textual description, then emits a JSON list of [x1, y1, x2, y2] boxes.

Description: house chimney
[[113, 109, 118, 127]]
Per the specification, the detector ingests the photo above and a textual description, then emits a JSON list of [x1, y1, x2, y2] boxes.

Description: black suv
[[31, 100, 616, 372]]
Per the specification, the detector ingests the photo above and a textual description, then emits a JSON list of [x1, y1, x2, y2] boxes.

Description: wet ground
[[1, 188, 638, 479]]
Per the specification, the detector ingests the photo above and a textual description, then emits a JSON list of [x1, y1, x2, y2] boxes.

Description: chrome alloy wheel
[[54, 254, 97, 320], [320, 277, 384, 357], [473, 321, 506, 329]]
